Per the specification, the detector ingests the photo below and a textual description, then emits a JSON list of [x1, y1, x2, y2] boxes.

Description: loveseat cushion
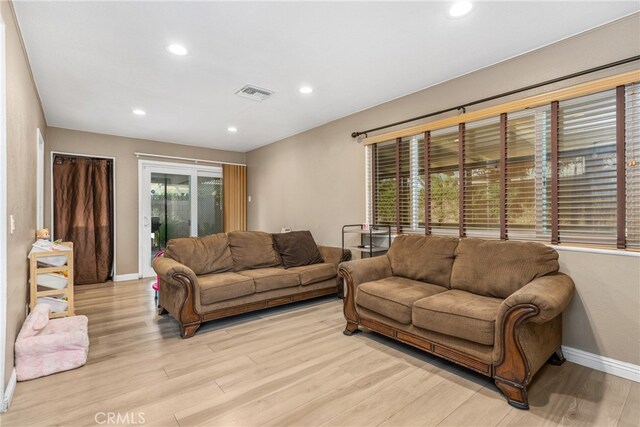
[[164, 233, 233, 275], [450, 239, 559, 298], [356, 276, 447, 324], [228, 231, 281, 271], [272, 231, 324, 268], [238, 268, 300, 293], [387, 235, 459, 287], [412, 290, 503, 345], [288, 263, 336, 285], [199, 272, 255, 305]]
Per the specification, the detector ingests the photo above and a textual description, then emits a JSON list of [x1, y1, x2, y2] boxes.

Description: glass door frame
[[138, 159, 222, 278]]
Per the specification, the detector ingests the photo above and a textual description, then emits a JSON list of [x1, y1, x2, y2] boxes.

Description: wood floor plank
[[378, 366, 489, 427], [264, 361, 415, 427], [323, 360, 453, 426], [618, 382, 640, 427], [437, 383, 512, 427], [558, 368, 632, 427]]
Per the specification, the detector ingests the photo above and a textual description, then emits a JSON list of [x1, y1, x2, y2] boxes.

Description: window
[[367, 82, 640, 249], [557, 90, 617, 245], [429, 126, 459, 235]]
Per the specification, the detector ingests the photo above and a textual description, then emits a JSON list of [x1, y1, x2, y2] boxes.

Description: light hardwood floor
[[1, 279, 638, 427]]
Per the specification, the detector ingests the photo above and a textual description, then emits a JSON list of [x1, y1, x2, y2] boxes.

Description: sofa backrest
[[450, 239, 559, 298], [387, 234, 459, 287], [164, 233, 234, 275], [228, 231, 281, 271]]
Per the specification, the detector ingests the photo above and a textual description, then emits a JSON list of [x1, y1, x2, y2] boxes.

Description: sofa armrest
[[153, 256, 199, 287], [318, 245, 352, 267], [153, 256, 202, 335], [501, 273, 575, 324]]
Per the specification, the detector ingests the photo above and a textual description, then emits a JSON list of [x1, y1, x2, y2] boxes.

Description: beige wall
[[2, 0, 47, 385], [44, 127, 245, 276], [247, 15, 640, 365]]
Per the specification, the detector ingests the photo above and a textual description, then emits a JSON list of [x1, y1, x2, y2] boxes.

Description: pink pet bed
[[15, 304, 89, 381]]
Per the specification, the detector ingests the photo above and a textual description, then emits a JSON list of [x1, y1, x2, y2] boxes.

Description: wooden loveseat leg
[[495, 379, 529, 410], [180, 323, 200, 339], [547, 347, 566, 366]]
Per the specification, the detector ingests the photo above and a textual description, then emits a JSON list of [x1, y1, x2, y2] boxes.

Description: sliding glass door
[[140, 162, 222, 277]]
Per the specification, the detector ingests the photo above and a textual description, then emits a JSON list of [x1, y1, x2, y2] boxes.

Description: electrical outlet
[[9, 214, 15, 235], [248, 195, 252, 203]]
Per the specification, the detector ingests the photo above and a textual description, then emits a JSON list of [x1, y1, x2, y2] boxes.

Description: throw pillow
[[272, 230, 324, 268]]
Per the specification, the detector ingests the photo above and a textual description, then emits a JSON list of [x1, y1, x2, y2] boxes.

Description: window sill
[[548, 245, 640, 258]]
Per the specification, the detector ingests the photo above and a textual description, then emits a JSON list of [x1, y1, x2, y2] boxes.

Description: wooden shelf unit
[[29, 242, 74, 318]]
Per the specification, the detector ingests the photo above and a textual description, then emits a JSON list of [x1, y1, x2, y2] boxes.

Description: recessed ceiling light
[[132, 109, 146, 116], [227, 127, 238, 133], [167, 43, 188, 56], [299, 86, 313, 94], [449, 1, 473, 17]]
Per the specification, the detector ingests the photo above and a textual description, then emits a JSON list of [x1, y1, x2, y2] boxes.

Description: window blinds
[[626, 83, 640, 249], [367, 81, 640, 250]]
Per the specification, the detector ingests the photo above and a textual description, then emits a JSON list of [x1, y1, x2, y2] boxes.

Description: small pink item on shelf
[[15, 303, 89, 381]]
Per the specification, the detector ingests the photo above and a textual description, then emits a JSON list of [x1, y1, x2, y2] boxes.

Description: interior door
[[141, 163, 222, 277]]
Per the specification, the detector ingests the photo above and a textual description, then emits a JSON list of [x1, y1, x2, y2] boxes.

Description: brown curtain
[[223, 164, 247, 232], [53, 156, 114, 284]]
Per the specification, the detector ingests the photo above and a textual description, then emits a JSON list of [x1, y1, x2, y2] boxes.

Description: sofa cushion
[[412, 290, 503, 346], [199, 272, 255, 305], [450, 239, 559, 298], [272, 231, 324, 268], [237, 268, 300, 293], [288, 263, 336, 285], [387, 235, 459, 287], [164, 233, 233, 275], [355, 276, 447, 324], [228, 231, 281, 271]]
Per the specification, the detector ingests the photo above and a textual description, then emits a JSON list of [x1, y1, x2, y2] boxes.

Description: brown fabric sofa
[[339, 234, 575, 409], [154, 231, 350, 338]]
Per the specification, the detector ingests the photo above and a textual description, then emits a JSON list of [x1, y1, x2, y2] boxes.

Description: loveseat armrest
[[501, 273, 575, 324], [493, 273, 575, 407], [338, 256, 392, 289], [338, 256, 392, 335], [318, 245, 352, 267]]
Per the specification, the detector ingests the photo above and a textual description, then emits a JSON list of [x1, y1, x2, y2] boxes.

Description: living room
[[0, 1, 639, 426]]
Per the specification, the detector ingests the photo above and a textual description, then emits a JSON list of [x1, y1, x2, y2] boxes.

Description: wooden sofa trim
[[359, 317, 492, 377], [164, 272, 338, 338], [339, 266, 562, 410]]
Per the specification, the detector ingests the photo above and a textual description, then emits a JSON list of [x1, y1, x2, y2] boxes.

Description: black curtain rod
[[351, 55, 640, 139]]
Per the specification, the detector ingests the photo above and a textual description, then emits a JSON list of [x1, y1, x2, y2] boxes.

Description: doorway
[[139, 161, 222, 277], [51, 153, 115, 285]]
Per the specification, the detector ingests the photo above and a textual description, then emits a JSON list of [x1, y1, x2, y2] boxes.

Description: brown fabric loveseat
[[339, 234, 575, 409], [154, 231, 350, 338]]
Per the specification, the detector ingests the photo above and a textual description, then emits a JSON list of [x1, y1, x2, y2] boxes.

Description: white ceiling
[[13, 1, 640, 152]]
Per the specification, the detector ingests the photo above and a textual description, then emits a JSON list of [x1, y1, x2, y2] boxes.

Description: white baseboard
[[563, 346, 640, 383], [1, 368, 16, 412], [113, 273, 141, 282]]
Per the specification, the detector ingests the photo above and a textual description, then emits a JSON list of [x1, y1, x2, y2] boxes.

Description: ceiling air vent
[[235, 84, 275, 102]]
